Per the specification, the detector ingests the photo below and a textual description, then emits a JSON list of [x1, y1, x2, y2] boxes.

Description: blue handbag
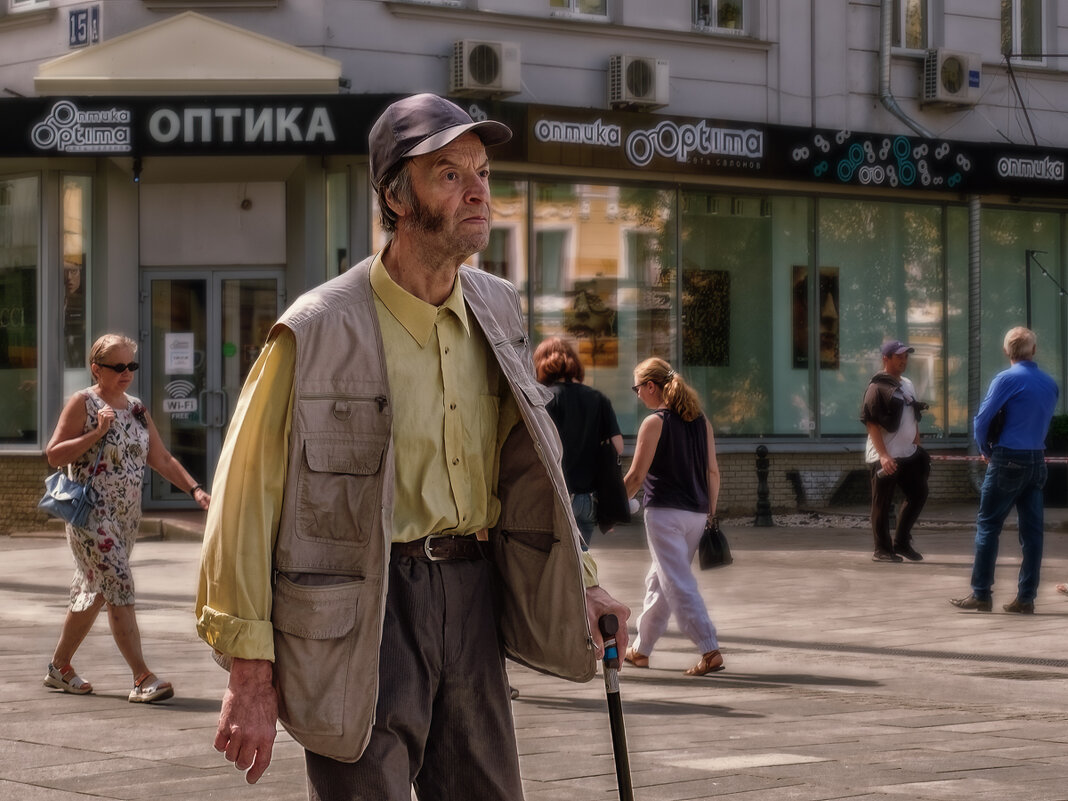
[[38, 445, 104, 528]]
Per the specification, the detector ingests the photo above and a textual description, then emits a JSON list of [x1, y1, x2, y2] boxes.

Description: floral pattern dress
[[66, 388, 150, 611]]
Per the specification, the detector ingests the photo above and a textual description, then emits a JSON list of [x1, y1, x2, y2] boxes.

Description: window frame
[[891, 0, 930, 51], [549, 0, 608, 21], [1003, 0, 1046, 64], [693, 0, 745, 35]]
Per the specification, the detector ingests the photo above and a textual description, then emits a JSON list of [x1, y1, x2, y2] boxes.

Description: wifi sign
[[162, 379, 199, 414]]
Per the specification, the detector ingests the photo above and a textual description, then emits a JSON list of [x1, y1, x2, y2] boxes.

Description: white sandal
[[128, 672, 174, 704], [44, 662, 93, 695]]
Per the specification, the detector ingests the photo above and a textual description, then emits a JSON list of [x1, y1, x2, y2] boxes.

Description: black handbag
[[593, 439, 631, 533], [38, 445, 104, 528], [698, 517, 733, 570]]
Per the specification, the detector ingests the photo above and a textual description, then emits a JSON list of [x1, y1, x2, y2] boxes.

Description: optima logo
[[31, 101, 132, 153], [625, 120, 763, 167], [997, 155, 1065, 182]]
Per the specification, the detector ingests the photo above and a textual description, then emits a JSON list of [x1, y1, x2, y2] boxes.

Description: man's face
[[884, 351, 909, 377], [401, 132, 492, 262]]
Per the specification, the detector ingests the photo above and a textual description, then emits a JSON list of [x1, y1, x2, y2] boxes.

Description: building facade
[[2, 0, 1067, 530]]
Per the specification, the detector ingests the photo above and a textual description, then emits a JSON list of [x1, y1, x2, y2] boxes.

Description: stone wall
[[0, 455, 53, 535]]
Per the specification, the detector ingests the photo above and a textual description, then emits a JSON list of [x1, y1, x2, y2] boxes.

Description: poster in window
[[63, 256, 86, 368], [565, 287, 619, 368], [792, 265, 839, 369], [682, 269, 730, 367]]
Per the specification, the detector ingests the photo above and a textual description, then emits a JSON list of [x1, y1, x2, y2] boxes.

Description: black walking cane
[[598, 614, 634, 801]]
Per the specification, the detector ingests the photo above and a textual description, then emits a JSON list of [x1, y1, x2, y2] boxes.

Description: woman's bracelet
[[189, 483, 203, 498]]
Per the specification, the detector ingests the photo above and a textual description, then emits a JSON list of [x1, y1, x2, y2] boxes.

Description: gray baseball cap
[[368, 94, 512, 189]]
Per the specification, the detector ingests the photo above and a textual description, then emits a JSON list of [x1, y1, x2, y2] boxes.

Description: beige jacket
[[269, 256, 595, 761]]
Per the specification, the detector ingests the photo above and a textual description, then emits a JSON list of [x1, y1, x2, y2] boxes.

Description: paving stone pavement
[[3, 506, 1068, 801]]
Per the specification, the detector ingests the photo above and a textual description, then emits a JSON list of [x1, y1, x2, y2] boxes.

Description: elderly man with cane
[[196, 94, 630, 800]]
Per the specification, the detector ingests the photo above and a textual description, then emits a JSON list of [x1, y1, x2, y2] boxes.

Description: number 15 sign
[[68, 5, 100, 49]]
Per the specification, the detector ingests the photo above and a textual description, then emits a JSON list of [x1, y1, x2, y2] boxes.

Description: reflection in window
[[62, 176, 91, 381], [473, 179, 528, 299], [818, 200, 945, 436], [892, 0, 928, 49], [326, 170, 349, 276], [1002, 0, 1044, 61], [531, 183, 675, 435], [550, 0, 607, 16], [0, 175, 39, 445], [694, 0, 744, 31]]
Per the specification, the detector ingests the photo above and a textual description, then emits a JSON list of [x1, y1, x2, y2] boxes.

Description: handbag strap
[[68, 434, 106, 489]]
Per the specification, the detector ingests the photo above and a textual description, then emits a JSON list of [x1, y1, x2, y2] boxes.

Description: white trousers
[[633, 506, 718, 656]]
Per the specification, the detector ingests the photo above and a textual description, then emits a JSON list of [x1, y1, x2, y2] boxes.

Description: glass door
[[141, 269, 284, 506]]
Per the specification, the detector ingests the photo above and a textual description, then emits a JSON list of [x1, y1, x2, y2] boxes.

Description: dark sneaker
[[872, 550, 903, 563], [1002, 597, 1035, 614], [949, 594, 992, 612], [895, 545, 924, 562]]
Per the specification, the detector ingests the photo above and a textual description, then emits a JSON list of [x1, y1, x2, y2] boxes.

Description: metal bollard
[[754, 444, 774, 527]]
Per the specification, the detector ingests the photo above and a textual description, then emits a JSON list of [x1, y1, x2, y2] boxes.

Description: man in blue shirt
[[951, 327, 1059, 614]]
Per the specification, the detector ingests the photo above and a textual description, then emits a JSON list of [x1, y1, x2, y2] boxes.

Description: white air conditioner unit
[[450, 40, 520, 98], [922, 49, 982, 106], [608, 55, 669, 109]]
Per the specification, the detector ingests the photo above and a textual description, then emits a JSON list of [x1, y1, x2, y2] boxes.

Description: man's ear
[[384, 187, 408, 220]]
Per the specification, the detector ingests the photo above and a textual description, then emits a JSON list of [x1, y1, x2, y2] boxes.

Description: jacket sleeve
[[195, 331, 295, 662]]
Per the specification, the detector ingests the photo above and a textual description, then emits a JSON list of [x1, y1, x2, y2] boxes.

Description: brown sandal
[[684, 649, 725, 676], [624, 648, 649, 668]]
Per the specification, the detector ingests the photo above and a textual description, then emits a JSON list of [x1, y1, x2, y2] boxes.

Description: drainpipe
[[878, 0, 935, 139]]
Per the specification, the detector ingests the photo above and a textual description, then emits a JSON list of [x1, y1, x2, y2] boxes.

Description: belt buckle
[[423, 534, 447, 561]]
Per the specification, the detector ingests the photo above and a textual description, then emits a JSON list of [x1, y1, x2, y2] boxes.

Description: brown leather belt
[[392, 534, 485, 561]]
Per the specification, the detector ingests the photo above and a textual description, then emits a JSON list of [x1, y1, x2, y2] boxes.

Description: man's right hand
[[214, 657, 278, 784], [878, 453, 897, 476]]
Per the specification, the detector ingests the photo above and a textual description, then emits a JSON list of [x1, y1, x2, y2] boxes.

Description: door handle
[[213, 389, 229, 428], [198, 389, 211, 428]]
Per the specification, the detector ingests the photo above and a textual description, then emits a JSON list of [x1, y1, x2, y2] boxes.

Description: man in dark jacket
[[860, 340, 930, 562]]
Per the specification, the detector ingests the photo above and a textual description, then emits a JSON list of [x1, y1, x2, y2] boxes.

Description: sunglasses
[[96, 361, 139, 373]]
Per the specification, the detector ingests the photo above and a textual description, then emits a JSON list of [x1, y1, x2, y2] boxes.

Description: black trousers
[[306, 553, 522, 801], [870, 447, 930, 553]]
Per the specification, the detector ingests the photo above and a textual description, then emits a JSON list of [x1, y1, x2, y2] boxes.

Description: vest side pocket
[[295, 435, 387, 547], [272, 573, 364, 738]]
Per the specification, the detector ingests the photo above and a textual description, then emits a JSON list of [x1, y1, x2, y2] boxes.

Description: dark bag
[[593, 439, 631, 533], [38, 445, 104, 528], [698, 517, 733, 570]]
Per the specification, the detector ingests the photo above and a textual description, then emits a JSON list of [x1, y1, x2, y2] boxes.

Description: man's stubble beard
[[408, 192, 490, 260]]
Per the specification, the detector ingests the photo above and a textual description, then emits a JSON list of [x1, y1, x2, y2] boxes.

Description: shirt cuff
[[196, 605, 276, 662], [580, 551, 599, 589]]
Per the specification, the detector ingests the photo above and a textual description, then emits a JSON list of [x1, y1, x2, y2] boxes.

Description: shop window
[[1002, 0, 1045, 62], [7, 0, 51, 12], [892, 0, 928, 50], [817, 199, 946, 437], [326, 170, 350, 276], [0, 175, 39, 446], [550, 0, 607, 18], [694, 0, 743, 33], [473, 179, 528, 298], [531, 182, 675, 436], [61, 175, 92, 394], [979, 208, 1062, 394]]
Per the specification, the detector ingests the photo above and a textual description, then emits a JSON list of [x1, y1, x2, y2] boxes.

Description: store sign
[[31, 100, 132, 153], [528, 107, 765, 175], [996, 154, 1065, 182], [146, 105, 336, 146]]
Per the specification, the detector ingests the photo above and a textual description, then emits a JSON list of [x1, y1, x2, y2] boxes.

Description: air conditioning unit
[[608, 55, 669, 109], [450, 40, 521, 98], [922, 49, 981, 106]]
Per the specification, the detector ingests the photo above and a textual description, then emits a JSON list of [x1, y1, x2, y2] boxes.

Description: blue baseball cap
[[880, 340, 914, 358]]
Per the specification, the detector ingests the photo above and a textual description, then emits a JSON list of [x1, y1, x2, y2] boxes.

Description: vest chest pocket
[[295, 435, 387, 546]]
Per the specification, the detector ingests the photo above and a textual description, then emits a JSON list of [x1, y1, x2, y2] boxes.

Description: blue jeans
[[571, 492, 596, 551], [970, 448, 1047, 603]]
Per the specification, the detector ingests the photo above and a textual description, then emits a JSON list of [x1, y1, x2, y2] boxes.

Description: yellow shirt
[[196, 254, 598, 662]]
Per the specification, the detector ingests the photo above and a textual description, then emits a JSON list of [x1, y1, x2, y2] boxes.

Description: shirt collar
[[369, 250, 471, 347]]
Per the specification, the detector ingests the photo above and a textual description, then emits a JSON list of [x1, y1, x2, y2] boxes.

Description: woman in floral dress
[[43, 334, 210, 703]]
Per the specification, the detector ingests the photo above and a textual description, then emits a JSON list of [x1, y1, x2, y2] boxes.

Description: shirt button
[[444, 347, 450, 355], [452, 457, 460, 465], [450, 403, 457, 410]]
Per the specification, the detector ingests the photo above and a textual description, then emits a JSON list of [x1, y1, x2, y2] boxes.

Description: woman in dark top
[[534, 337, 623, 550], [623, 357, 724, 676]]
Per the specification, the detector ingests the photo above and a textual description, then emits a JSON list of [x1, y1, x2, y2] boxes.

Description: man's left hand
[[585, 586, 630, 662]]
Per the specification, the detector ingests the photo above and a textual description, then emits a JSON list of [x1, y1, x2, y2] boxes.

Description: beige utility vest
[[268, 257, 595, 762]]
